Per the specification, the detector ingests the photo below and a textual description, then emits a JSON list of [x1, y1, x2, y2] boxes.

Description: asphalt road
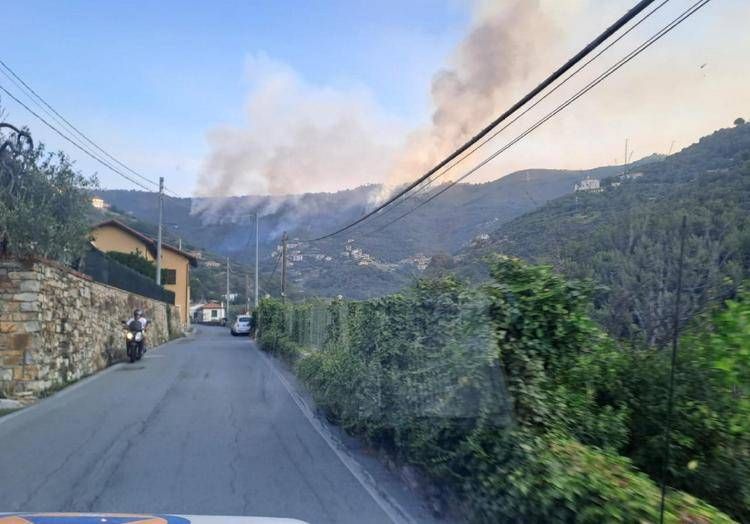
[[0, 326, 438, 524]]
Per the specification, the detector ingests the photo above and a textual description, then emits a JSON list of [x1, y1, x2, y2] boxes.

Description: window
[[163, 269, 177, 285]]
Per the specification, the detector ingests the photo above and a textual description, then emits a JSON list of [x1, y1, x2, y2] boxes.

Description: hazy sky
[[1, 0, 748, 197]]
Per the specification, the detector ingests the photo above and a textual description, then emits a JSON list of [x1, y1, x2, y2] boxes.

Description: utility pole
[[156, 177, 164, 285], [245, 273, 250, 314], [254, 213, 260, 309], [658, 215, 688, 524], [178, 237, 182, 251], [225, 256, 230, 315], [623, 138, 629, 175], [281, 231, 288, 303]]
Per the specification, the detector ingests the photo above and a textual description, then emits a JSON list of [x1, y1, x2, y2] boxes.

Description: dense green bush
[[105, 250, 170, 282], [613, 290, 750, 521], [455, 429, 731, 523], [258, 256, 736, 522], [256, 298, 303, 363]]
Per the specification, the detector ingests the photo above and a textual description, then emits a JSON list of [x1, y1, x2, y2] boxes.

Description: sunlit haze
[[2, 0, 748, 196]]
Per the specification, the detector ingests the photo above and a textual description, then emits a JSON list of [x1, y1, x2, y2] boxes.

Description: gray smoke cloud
[[385, 0, 557, 188], [195, 54, 404, 199], [195, 1, 556, 207], [194, 0, 750, 223]]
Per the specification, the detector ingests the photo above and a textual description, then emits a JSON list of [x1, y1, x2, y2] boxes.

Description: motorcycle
[[122, 319, 145, 363]]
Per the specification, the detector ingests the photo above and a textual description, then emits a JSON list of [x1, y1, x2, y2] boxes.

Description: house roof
[[93, 219, 198, 267], [200, 303, 224, 310]]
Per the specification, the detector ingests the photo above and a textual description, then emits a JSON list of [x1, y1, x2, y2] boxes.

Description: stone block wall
[[0, 257, 182, 397]]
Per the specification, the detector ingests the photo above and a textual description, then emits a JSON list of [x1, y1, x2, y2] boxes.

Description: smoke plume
[[195, 1, 559, 202], [195, 0, 750, 211], [386, 0, 558, 187], [196, 54, 403, 198]]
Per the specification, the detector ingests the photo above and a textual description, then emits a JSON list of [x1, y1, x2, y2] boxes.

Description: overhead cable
[[0, 61, 180, 196], [360, 0, 711, 237], [302, 0, 658, 242], [359, 0, 671, 234], [0, 82, 156, 192]]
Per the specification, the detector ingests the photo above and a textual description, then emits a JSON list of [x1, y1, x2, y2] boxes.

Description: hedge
[[257, 256, 735, 522]]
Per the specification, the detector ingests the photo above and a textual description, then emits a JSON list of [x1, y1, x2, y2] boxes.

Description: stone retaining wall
[[0, 257, 182, 397]]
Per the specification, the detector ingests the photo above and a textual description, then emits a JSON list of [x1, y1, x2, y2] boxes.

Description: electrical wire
[[261, 251, 282, 297], [358, 0, 671, 234], [0, 61, 180, 197], [0, 60, 156, 191], [301, 0, 658, 242], [0, 82, 157, 192], [359, 0, 711, 238]]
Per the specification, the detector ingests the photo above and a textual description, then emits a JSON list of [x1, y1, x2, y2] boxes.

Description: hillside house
[[91, 197, 109, 209], [574, 177, 603, 193], [90, 220, 197, 326], [192, 302, 225, 323]]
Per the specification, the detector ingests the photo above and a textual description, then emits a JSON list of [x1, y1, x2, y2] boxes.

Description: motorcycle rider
[[125, 308, 148, 353]]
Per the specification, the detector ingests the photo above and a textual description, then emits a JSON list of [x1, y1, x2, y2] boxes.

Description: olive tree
[[0, 120, 98, 264]]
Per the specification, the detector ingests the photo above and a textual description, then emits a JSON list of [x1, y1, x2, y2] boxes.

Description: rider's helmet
[[133, 309, 143, 319]]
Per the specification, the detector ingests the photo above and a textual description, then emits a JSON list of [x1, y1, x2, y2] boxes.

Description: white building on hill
[[574, 177, 603, 193]]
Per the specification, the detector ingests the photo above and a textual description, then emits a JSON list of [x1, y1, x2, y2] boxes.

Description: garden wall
[[0, 256, 181, 397]]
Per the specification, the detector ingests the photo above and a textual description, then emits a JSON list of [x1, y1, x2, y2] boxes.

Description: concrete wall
[[0, 257, 181, 398]]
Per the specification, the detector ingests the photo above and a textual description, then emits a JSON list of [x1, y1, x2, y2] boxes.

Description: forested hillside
[[95, 165, 622, 298], [459, 120, 750, 347]]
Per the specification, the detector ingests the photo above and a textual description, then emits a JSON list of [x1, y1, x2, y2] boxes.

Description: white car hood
[[0, 514, 307, 524]]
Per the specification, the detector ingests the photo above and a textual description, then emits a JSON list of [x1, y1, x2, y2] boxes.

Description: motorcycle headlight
[[126, 332, 134, 340]]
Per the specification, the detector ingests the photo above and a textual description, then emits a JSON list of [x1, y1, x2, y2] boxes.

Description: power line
[[359, 0, 711, 238], [0, 82, 155, 192], [0, 70, 99, 166], [359, 0, 671, 235], [260, 251, 282, 297], [365, 0, 709, 236], [0, 61, 180, 197], [0, 59, 160, 190], [302, 0, 658, 242]]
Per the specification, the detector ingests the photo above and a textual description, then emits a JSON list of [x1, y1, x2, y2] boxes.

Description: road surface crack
[[15, 417, 104, 510], [227, 399, 251, 515], [84, 367, 183, 511]]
